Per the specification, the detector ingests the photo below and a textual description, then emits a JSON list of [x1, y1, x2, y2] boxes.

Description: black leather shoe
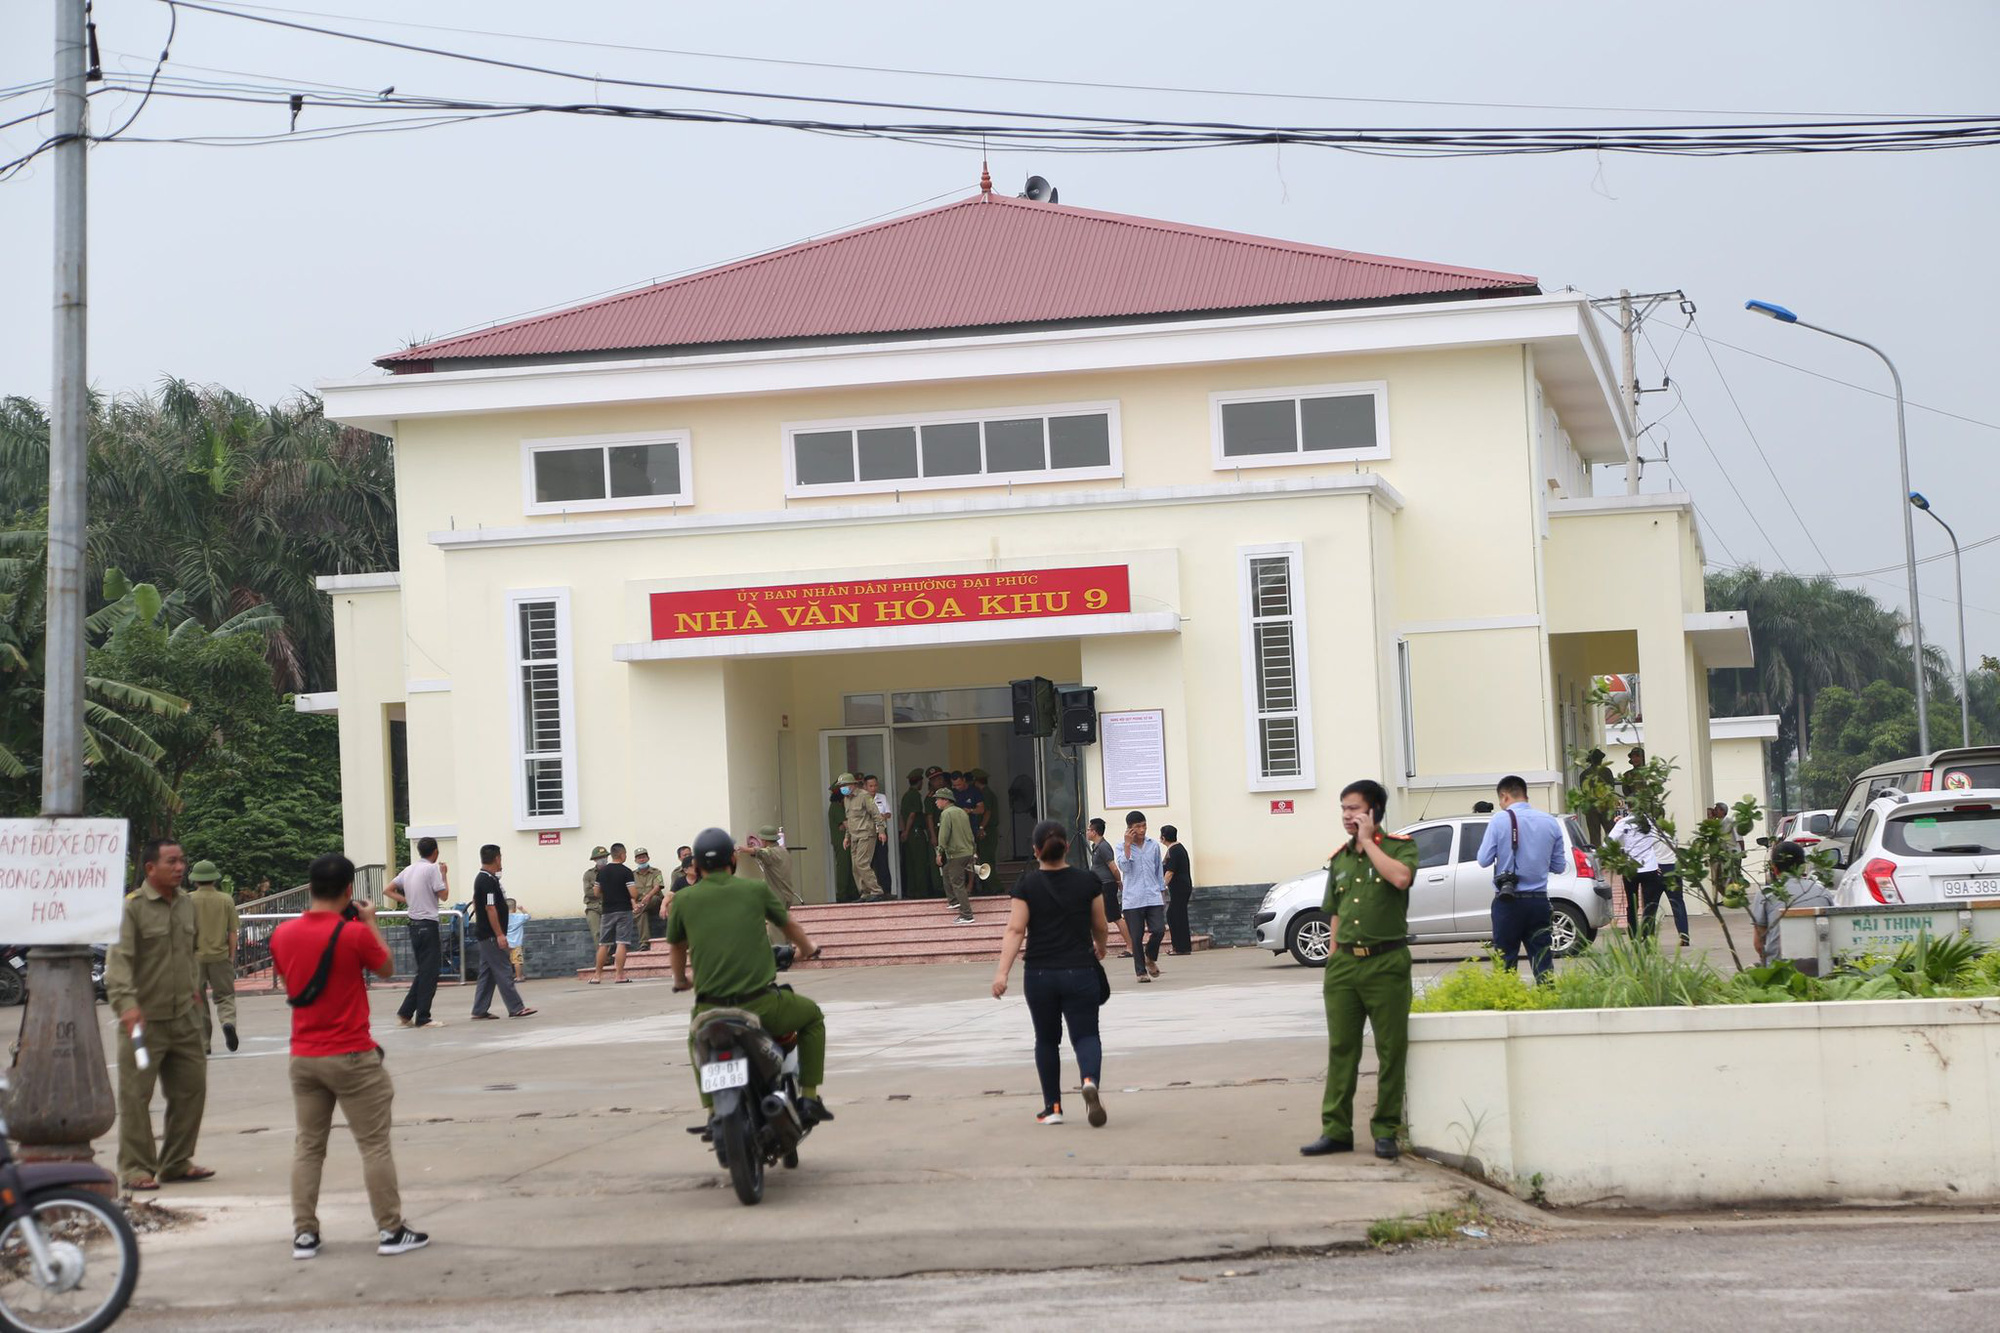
[[798, 1096, 835, 1125], [223, 1023, 239, 1053], [1374, 1137, 1401, 1160], [1299, 1136, 1353, 1156]]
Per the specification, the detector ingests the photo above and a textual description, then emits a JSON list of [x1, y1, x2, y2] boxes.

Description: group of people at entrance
[[827, 767, 1003, 906]]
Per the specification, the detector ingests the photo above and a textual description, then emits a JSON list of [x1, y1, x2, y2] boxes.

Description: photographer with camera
[[270, 854, 428, 1261], [1475, 776, 1568, 983]]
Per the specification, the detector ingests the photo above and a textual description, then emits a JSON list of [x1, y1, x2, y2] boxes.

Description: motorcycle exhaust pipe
[[761, 1091, 804, 1145]]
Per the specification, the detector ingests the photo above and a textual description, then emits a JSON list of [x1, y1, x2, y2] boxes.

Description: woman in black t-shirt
[[992, 820, 1110, 1127]]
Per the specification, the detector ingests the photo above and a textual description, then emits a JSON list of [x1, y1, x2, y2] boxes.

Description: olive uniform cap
[[757, 824, 780, 839], [634, 847, 649, 858], [835, 771, 858, 785], [188, 860, 221, 883], [589, 845, 610, 859]]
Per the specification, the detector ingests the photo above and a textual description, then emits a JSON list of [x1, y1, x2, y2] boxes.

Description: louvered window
[[510, 591, 577, 828], [1240, 546, 1315, 790], [1210, 382, 1389, 472], [785, 402, 1121, 497]]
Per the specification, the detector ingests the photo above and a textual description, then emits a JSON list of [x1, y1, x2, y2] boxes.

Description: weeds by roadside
[[1366, 1196, 1493, 1250]]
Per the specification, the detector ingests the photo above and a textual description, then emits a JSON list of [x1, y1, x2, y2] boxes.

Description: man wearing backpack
[[270, 853, 428, 1261]]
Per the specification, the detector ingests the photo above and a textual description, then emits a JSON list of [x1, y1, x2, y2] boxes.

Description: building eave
[[321, 294, 1628, 458]]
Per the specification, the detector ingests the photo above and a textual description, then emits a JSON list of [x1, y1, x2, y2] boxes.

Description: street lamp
[[1745, 300, 1929, 754], [1909, 492, 1971, 748]]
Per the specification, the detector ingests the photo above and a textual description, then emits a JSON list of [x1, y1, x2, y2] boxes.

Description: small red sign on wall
[[538, 831, 562, 846], [1270, 800, 1295, 815]]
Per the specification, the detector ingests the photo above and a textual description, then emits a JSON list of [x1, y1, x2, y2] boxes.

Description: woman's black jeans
[[1023, 965, 1102, 1110]]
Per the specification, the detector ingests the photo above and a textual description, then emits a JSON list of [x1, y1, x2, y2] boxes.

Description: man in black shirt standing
[[469, 845, 535, 1020], [591, 842, 639, 985], [1161, 825, 1196, 956]]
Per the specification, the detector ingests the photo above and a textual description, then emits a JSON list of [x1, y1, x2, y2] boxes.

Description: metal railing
[[236, 909, 471, 985]]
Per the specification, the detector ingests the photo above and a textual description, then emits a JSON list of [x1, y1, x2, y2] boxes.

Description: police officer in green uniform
[[667, 827, 833, 1131], [633, 848, 666, 951], [1301, 779, 1419, 1162], [825, 785, 857, 902], [583, 846, 608, 944], [897, 768, 936, 899], [187, 860, 240, 1054]]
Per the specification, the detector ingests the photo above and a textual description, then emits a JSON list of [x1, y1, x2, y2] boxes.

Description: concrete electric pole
[[10, 0, 118, 1162]]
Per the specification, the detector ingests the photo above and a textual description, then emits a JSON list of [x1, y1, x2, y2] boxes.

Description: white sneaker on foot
[[1082, 1079, 1107, 1128], [292, 1231, 320, 1260], [377, 1224, 430, 1256]]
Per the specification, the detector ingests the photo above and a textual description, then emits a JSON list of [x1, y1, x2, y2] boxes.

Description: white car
[[1252, 812, 1613, 966], [1774, 809, 1836, 850], [1831, 788, 2000, 907]]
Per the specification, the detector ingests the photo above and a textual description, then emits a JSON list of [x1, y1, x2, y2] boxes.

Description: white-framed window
[[1238, 543, 1316, 791], [782, 401, 1121, 498], [521, 431, 692, 516], [507, 588, 578, 829], [1210, 381, 1389, 471], [1397, 639, 1418, 779]]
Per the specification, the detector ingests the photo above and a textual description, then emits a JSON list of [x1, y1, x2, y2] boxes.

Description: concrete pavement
[[31, 945, 1527, 1322]]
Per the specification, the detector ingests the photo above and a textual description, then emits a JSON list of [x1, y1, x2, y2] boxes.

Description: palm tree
[[0, 381, 396, 692], [0, 532, 189, 812], [1706, 567, 1953, 812]]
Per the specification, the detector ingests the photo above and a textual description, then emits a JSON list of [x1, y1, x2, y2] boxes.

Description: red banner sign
[[1269, 800, 1295, 815], [537, 831, 561, 846], [651, 565, 1131, 641]]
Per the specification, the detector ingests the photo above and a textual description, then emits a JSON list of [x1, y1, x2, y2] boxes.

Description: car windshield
[[1883, 808, 2000, 857]]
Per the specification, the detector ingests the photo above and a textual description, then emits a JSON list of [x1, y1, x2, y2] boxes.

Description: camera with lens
[[341, 898, 364, 922], [1492, 871, 1520, 900]]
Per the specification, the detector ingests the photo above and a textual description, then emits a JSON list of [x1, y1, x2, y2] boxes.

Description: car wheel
[[1549, 902, 1590, 958], [0, 966, 24, 1007], [1286, 911, 1332, 968]]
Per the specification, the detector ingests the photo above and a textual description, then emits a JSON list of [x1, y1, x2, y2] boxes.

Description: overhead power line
[[201, 0, 1984, 121]]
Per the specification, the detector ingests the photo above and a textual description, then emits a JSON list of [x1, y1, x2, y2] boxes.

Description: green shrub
[[1412, 953, 1547, 1013]]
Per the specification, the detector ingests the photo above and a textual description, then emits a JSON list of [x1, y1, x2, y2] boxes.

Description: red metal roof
[[379, 192, 1537, 369]]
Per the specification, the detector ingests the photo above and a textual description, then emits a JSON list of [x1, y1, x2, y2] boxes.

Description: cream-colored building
[[311, 189, 1751, 912]]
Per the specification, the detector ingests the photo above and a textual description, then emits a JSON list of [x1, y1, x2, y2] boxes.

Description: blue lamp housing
[[1745, 299, 1799, 323]]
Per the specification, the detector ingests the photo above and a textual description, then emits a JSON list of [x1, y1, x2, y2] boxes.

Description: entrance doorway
[[822, 687, 1089, 901], [821, 728, 896, 899]]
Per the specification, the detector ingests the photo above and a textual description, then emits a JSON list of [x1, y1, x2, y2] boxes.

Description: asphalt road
[[116, 1216, 2000, 1331]]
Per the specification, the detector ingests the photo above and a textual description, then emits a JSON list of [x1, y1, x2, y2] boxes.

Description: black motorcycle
[[0, 1072, 141, 1332], [0, 948, 108, 1008], [691, 946, 816, 1206]]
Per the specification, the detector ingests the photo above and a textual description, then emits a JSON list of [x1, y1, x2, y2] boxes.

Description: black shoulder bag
[[286, 917, 350, 1008]]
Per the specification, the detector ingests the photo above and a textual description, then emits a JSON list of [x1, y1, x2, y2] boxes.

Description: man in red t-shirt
[[271, 853, 429, 1261]]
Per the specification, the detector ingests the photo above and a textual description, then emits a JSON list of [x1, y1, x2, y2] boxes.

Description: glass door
[[821, 728, 897, 899]]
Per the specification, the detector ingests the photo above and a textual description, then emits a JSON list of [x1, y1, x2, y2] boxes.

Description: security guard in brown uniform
[[187, 860, 240, 1054], [633, 848, 666, 951], [106, 838, 216, 1189], [1301, 779, 1419, 1162], [583, 846, 608, 943], [838, 772, 888, 901]]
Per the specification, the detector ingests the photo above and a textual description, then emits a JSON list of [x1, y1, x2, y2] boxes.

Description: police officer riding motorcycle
[[667, 827, 832, 1205]]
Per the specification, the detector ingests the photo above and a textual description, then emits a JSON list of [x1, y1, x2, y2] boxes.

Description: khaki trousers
[[941, 855, 976, 917], [850, 844, 884, 899], [290, 1048, 403, 1235], [116, 1010, 207, 1184], [197, 957, 237, 1049]]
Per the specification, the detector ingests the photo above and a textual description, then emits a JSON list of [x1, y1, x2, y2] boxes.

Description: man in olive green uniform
[[741, 825, 797, 945], [187, 860, 241, 1054], [633, 848, 666, 951], [838, 771, 887, 902], [583, 846, 608, 944], [106, 838, 214, 1189], [897, 768, 936, 899], [826, 787, 856, 902], [1302, 779, 1420, 1162], [668, 828, 832, 1127]]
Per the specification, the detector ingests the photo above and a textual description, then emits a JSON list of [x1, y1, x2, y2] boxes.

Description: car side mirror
[[1826, 847, 1847, 870], [1755, 836, 1771, 848]]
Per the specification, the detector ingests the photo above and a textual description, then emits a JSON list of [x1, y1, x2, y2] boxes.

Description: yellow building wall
[[326, 585, 404, 874], [1711, 735, 1774, 848]]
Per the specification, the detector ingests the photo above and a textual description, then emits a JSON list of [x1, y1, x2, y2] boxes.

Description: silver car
[[1252, 812, 1613, 966]]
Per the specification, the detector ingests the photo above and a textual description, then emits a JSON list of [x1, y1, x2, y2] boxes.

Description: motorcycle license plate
[[1942, 878, 2000, 900], [700, 1059, 750, 1093]]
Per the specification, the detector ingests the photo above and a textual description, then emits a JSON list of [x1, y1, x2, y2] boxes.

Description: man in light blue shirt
[[1476, 776, 1568, 982], [1115, 811, 1168, 981]]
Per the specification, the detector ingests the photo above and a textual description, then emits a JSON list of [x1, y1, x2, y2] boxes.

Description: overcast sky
[[4, 0, 1996, 666]]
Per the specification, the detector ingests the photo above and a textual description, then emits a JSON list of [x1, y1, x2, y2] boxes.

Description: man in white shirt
[[1609, 808, 1666, 939], [387, 837, 450, 1030]]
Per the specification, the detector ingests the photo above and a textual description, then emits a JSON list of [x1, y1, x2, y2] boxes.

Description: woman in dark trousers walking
[[1161, 824, 1194, 955], [991, 820, 1111, 1127]]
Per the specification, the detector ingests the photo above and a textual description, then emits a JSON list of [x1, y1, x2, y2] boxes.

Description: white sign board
[[1100, 709, 1168, 808], [1779, 900, 2000, 971], [0, 818, 129, 945]]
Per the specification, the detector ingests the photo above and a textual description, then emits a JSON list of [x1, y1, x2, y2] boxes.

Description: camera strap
[[286, 918, 350, 1008], [1507, 809, 1519, 867]]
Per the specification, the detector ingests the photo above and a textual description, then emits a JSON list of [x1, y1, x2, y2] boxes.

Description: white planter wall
[[1407, 997, 2000, 1207]]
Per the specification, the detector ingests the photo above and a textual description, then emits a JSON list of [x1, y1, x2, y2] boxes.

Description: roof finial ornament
[[979, 159, 992, 196]]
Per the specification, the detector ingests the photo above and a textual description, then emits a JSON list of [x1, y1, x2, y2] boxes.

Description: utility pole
[[1620, 289, 1639, 494], [11, 0, 117, 1162]]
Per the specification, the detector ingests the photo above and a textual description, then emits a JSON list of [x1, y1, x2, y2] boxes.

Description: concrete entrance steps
[[572, 896, 1211, 975]]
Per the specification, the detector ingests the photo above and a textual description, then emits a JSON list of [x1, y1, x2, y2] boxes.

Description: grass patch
[[1365, 1197, 1490, 1249]]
